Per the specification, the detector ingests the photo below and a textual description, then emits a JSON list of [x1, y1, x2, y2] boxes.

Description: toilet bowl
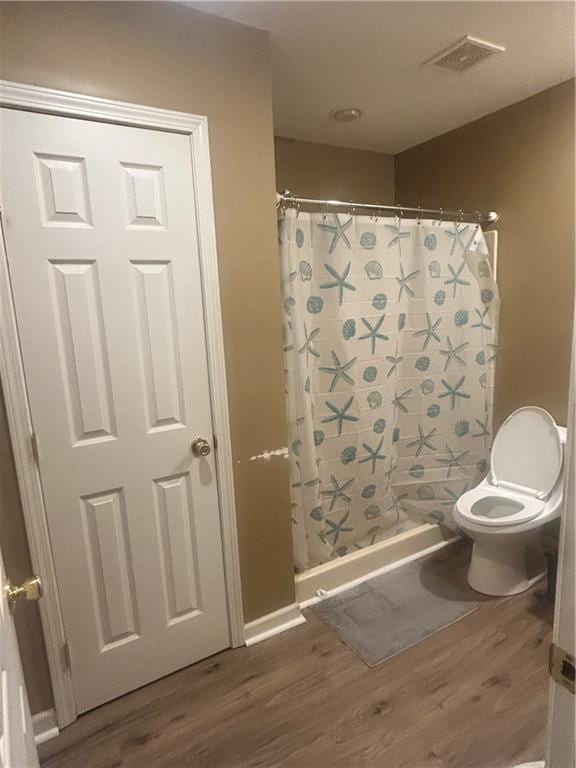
[[454, 407, 566, 596]]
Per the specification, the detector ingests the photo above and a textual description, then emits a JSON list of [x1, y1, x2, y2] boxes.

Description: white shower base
[[510, 763, 544, 767], [296, 523, 458, 607]]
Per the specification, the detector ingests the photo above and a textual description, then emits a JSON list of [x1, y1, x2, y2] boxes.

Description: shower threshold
[[296, 523, 458, 607]]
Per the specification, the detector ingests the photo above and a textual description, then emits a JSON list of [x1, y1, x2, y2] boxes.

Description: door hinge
[[30, 432, 40, 465], [62, 641, 72, 670], [213, 435, 218, 451], [549, 642, 575, 694]]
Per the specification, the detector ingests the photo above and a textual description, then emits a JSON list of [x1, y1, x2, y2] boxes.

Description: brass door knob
[[5, 576, 43, 607], [191, 438, 211, 457]]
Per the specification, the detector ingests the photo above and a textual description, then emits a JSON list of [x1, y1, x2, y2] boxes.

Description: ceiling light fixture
[[331, 108, 363, 122]]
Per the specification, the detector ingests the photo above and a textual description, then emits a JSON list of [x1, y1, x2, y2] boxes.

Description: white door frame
[[545, 307, 575, 767], [0, 80, 244, 728]]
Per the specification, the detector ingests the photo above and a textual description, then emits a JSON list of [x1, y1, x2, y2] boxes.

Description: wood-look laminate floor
[[40, 543, 554, 768]]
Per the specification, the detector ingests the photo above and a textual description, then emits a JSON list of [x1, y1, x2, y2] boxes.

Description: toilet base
[[467, 533, 546, 597]]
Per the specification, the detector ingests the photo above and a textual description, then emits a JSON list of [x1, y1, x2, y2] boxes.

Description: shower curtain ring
[[476, 210, 482, 227], [458, 209, 464, 224], [417, 205, 422, 226], [439, 208, 444, 223]]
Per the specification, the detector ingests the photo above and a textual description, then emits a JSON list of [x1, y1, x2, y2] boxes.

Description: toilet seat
[[456, 485, 544, 527], [456, 407, 562, 528]]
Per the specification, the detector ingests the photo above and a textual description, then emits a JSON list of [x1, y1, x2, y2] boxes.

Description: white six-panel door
[[0, 108, 230, 713]]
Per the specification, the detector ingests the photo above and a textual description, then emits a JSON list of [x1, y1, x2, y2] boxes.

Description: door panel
[[0, 108, 230, 713], [132, 260, 185, 430], [50, 258, 117, 444]]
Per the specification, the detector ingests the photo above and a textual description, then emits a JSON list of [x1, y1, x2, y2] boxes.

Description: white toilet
[[454, 407, 566, 596]]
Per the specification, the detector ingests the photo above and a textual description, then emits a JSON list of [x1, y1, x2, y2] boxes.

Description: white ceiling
[[188, 1, 575, 154]]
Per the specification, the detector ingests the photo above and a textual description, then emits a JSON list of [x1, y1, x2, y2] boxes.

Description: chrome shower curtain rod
[[277, 190, 499, 225]]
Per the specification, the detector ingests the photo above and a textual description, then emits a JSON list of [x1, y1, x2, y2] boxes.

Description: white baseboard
[[32, 708, 59, 746], [297, 524, 460, 608], [244, 602, 306, 646]]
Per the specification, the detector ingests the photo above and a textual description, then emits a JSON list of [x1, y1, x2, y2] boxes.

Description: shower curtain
[[279, 208, 499, 572]]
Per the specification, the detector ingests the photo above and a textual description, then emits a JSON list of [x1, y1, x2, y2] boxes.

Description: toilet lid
[[491, 407, 562, 497]]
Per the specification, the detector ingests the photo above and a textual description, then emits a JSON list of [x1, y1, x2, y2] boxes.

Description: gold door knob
[[5, 576, 43, 607], [191, 437, 211, 457]]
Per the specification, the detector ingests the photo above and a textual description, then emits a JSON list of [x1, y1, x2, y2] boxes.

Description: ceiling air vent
[[425, 35, 506, 72]]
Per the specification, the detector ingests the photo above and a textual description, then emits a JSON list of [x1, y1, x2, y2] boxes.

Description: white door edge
[[545, 309, 576, 767], [0, 80, 244, 727]]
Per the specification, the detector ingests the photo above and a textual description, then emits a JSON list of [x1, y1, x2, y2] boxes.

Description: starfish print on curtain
[[445, 261, 471, 297], [439, 376, 471, 409], [396, 263, 419, 300], [319, 351, 356, 392], [444, 224, 471, 256], [320, 262, 356, 304], [437, 446, 470, 478], [358, 438, 387, 474], [385, 223, 411, 258], [322, 396, 359, 436], [407, 425, 438, 457], [298, 324, 320, 361], [413, 313, 442, 350], [317, 214, 353, 254], [323, 510, 354, 545], [359, 314, 389, 354], [472, 307, 492, 330], [386, 344, 403, 377], [472, 416, 491, 447], [393, 388, 413, 414], [439, 337, 469, 370], [320, 476, 354, 511]]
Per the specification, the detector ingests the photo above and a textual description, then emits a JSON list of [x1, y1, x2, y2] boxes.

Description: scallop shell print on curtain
[[279, 209, 499, 572]]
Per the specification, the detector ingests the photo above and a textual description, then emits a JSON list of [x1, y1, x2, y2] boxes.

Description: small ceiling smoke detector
[[331, 108, 363, 122], [425, 35, 506, 72]]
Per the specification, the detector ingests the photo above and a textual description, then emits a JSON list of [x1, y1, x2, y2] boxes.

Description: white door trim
[[0, 80, 244, 727]]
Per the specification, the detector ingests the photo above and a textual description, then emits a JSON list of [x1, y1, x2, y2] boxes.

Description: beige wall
[[396, 80, 575, 428], [275, 136, 395, 203], [0, 1, 294, 713]]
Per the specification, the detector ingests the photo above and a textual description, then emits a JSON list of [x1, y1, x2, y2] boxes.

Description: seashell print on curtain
[[279, 208, 499, 572]]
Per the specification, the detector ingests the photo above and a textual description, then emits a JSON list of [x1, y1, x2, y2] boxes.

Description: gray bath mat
[[312, 553, 480, 667]]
